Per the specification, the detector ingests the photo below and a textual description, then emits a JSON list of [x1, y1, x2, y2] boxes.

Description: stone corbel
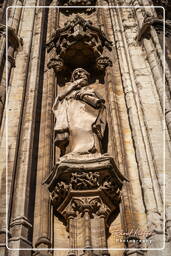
[[44, 156, 126, 254], [0, 24, 22, 125], [0, 23, 22, 49], [47, 56, 64, 73], [96, 56, 112, 71], [0, 23, 22, 68], [137, 15, 171, 41]]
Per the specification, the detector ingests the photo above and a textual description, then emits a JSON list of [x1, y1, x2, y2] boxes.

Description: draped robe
[[53, 82, 106, 155]]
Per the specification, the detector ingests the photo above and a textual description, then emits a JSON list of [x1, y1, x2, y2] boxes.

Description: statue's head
[[71, 68, 90, 82]]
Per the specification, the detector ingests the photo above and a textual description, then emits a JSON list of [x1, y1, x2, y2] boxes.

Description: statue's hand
[[74, 78, 88, 89]]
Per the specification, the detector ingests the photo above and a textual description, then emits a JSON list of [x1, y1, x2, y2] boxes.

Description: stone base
[[67, 251, 77, 256], [124, 250, 144, 256], [33, 253, 52, 256], [44, 154, 126, 252], [78, 249, 110, 256], [45, 154, 126, 192]]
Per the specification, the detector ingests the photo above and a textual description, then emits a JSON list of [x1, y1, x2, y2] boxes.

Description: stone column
[[84, 209, 92, 250], [0, 1, 36, 256], [98, 210, 110, 256], [7, 2, 47, 255], [67, 212, 77, 256], [32, 1, 58, 256]]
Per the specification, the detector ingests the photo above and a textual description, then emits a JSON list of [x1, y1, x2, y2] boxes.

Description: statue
[[53, 68, 107, 158], [45, 70, 126, 256]]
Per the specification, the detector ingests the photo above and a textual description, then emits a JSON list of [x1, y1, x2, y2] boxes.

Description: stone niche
[[46, 15, 112, 84], [45, 13, 126, 256]]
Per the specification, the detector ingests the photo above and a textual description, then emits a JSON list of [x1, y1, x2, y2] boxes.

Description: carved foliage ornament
[[71, 172, 100, 190], [49, 172, 123, 210], [58, 0, 97, 14], [71, 198, 102, 215]]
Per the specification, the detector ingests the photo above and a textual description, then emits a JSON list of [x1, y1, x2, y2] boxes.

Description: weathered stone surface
[[0, 1, 170, 256]]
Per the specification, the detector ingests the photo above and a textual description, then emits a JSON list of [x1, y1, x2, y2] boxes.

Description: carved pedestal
[[45, 155, 126, 256], [124, 237, 145, 256]]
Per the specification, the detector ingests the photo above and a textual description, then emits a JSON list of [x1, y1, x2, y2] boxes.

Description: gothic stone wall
[[0, 1, 171, 256]]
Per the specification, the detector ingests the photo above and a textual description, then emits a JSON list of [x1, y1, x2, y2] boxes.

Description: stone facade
[[0, 1, 171, 256]]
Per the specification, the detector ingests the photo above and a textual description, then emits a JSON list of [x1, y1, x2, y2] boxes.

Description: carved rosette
[[46, 15, 113, 74], [58, 0, 97, 15]]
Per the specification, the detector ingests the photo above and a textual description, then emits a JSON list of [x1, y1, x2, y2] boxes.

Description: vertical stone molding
[[0, 0, 24, 126], [0, 2, 36, 256], [7, 2, 47, 255], [0, 24, 22, 125], [137, 13, 171, 138], [102, 2, 147, 251], [32, 1, 59, 255], [106, 1, 167, 254]]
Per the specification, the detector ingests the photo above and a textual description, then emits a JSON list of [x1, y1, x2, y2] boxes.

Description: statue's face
[[73, 69, 89, 81]]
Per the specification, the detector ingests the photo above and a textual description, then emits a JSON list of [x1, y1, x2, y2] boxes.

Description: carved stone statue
[[45, 69, 126, 256], [53, 68, 107, 157]]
